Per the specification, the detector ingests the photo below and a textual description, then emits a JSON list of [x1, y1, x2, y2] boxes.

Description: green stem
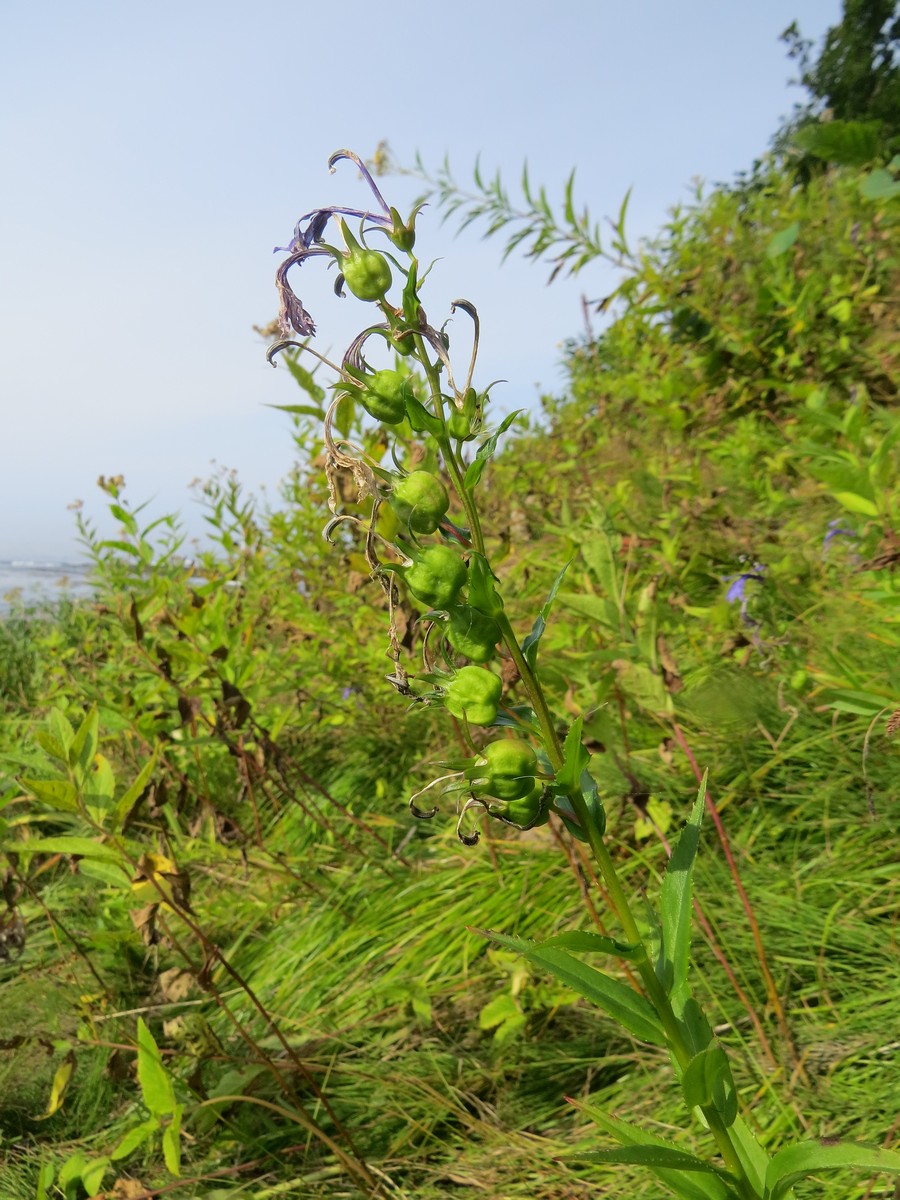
[[408, 318, 760, 1191], [495, 614, 760, 1195]]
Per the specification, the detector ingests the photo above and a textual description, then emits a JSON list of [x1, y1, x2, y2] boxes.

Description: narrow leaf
[[556, 716, 588, 793], [766, 222, 800, 258], [538, 931, 641, 959], [521, 560, 571, 669], [572, 1102, 741, 1200], [162, 1105, 183, 1176], [112, 752, 157, 830], [659, 774, 707, 999], [15, 835, 122, 863], [49, 710, 75, 755], [42, 1050, 76, 1118], [463, 410, 522, 490], [69, 707, 99, 776], [766, 1140, 900, 1199], [570, 1145, 733, 1175]]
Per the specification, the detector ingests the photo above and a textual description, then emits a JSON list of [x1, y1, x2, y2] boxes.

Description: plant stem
[[496, 614, 762, 1195]]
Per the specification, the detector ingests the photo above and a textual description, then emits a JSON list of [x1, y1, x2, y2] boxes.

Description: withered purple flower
[[274, 246, 332, 337], [273, 150, 398, 338]]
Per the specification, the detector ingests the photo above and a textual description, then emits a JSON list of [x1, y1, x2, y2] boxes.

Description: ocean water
[[0, 560, 95, 616]]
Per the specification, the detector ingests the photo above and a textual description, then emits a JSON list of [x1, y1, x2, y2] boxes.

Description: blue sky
[[1, 0, 841, 560]]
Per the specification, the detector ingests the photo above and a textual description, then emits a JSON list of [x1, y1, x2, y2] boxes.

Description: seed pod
[[444, 666, 503, 726], [340, 220, 392, 301], [403, 545, 467, 610], [391, 471, 450, 535], [446, 605, 500, 663], [471, 739, 537, 800]]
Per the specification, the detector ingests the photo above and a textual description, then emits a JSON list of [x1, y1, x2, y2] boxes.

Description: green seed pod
[[500, 786, 550, 830], [446, 605, 500, 663], [340, 220, 392, 301], [444, 666, 503, 726], [472, 739, 537, 800], [359, 369, 409, 424], [404, 545, 467, 610], [391, 470, 450, 535]]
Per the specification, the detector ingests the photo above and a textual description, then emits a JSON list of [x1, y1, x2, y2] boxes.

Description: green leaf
[[681, 1044, 738, 1126], [42, 1050, 76, 1118], [570, 1145, 733, 1175], [49, 710, 75, 756], [112, 1113, 160, 1161], [112, 752, 157, 830], [556, 716, 588, 793], [573, 1102, 741, 1199], [80, 1157, 110, 1198], [476, 930, 665, 1045], [20, 777, 80, 813], [35, 1160, 55, 1200], [556, 590, 621, 629], [266, 402, 327, 419], [14, 835, 122, 862], [538, 931, 640, 959], [727, 1113, 770, 1196], [33, 731, 69, 765], [136, 1018, 177, 1117], [766, 222, 800, 259], [478, 991, 522, 1040], [521, 561, 571, 670], [280, 352, 327, 402], [831, 490, 879, 516], [69, 707, 99, 776], [765, 1139, 900, 1199], [581, 526, 622, 609], [464, 410, 522, 490], [659, 774, 707, 1001], [162, 1105, 183, 1176], [793, 119, 882, 166], [867, 174, 900, 200]]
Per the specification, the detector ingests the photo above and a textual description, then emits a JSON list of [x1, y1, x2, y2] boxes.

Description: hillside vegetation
[[0, 149, 898, 1199]]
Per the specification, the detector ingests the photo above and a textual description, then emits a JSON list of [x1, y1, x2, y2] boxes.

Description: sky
[[1, 0, 842, 561]]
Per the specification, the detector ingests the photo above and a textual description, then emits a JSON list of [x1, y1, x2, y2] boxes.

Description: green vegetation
[[2, 16, 899, 1193]]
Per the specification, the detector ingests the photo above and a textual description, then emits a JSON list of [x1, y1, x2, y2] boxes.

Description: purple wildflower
[[823, 518, 857, 548], [724, 563, 765, 607]]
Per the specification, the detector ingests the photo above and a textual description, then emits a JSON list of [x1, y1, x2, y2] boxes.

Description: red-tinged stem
[[671, 719, 807, 1083]]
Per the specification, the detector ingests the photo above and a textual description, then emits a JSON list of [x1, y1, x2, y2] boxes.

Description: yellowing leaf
[[42, 1049, 76, 1118]]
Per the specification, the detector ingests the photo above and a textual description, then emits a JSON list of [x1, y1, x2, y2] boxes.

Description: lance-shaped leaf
[[569, 1102, 741, 1200], [765, 1139, 900, 1199], [14, 835, 122, 863], [69, 706, 99, 778], [538, 930, 641, 959], [475, 929, 664, 1045], [658, 773, 707, 1004], [521, 561, 570, 670], [463, 410, 522, 490], [42, 1049, 76, 1118]]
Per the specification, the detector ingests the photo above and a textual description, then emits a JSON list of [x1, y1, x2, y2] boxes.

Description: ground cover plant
[[1, 30, 899, 1195]]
